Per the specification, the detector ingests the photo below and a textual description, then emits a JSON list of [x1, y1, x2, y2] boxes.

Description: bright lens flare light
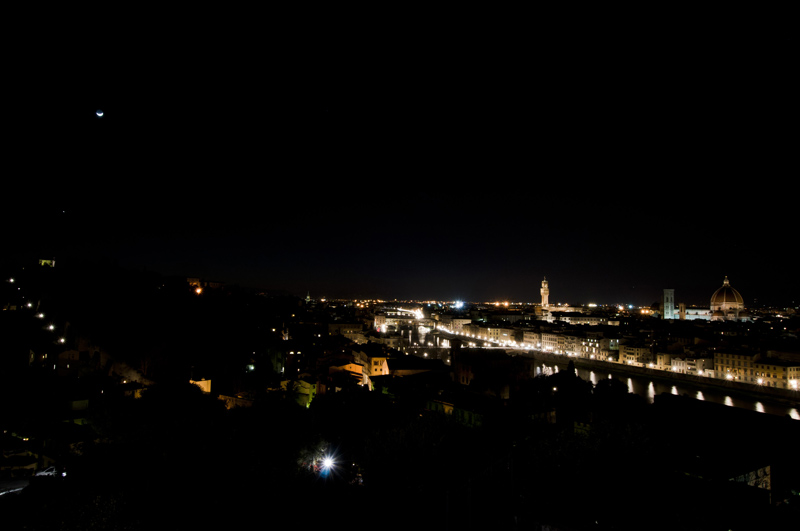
[[322, 457, 334, 469]]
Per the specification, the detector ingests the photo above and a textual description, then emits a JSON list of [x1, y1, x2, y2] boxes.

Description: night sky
[[6, 14, 798, 306]]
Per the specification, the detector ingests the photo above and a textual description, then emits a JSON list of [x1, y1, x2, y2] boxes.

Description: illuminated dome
[[710, 277, 744, 320], [711, 277, 744, 309]]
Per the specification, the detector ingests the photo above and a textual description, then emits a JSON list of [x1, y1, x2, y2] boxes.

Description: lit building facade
[[664, 277, 750, 322], [712, 351, 800, 389], [619, 343, 651, 365]]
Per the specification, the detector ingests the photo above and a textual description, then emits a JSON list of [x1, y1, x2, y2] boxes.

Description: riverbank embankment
[[517, 350, 800, 408]]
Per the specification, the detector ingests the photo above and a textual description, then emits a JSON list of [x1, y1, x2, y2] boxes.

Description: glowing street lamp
[[319, 455, 335, 478]]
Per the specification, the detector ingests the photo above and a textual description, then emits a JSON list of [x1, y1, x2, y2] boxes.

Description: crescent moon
[[96, 110, 104, 118]]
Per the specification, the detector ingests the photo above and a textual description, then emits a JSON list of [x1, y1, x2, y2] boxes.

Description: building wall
[[190, 379, 211, 393], [521, 330, 541, 349], [714, 351, 761, 383], [619, 344, 650, 365]]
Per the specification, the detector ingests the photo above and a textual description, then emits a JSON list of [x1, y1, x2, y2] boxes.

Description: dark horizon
[[6, 19, 797, 308]]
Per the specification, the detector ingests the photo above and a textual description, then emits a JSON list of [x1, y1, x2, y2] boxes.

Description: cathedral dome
[[710, 276, 744, 311]]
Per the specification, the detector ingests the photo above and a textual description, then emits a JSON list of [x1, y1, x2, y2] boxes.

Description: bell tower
[[663, 289, 675, 319], [540, 277, 550, 308]]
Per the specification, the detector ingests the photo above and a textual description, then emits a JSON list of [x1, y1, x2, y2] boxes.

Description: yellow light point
[[195, 287, 203, 295]]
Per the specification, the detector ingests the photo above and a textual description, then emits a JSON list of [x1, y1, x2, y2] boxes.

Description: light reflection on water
[[535, 362, 799, 418]]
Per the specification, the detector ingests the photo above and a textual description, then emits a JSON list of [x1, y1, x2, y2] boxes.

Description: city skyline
[[7, 21, 797, 307], [4, 15, 799, 530]]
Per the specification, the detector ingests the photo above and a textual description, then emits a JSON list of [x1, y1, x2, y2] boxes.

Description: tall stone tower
[[663, 289, 675, 319], [540, 277, 550, 308]]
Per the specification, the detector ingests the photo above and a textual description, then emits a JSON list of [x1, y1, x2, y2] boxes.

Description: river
[[533, 360, 800, 420]]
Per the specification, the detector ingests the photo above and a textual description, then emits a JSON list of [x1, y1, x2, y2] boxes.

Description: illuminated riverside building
[[714, 350, 800, 389], [440, 315, 472, 331], [521, 329, 541, 349], [670, 356, 714, 376], [753, 359, 800, 389], [550, 313, 607, 326], [461, 323, 515, 344], [619, 342, 651, 365], [576, 333, 616, 360], [714, 350, 758, 382], [373, 307, 427, 333], [374, 313, 387, 332], [541, 331, 565, 353]]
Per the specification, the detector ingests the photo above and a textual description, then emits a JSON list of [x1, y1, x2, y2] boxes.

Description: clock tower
[[540, 277, 549, 308]]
